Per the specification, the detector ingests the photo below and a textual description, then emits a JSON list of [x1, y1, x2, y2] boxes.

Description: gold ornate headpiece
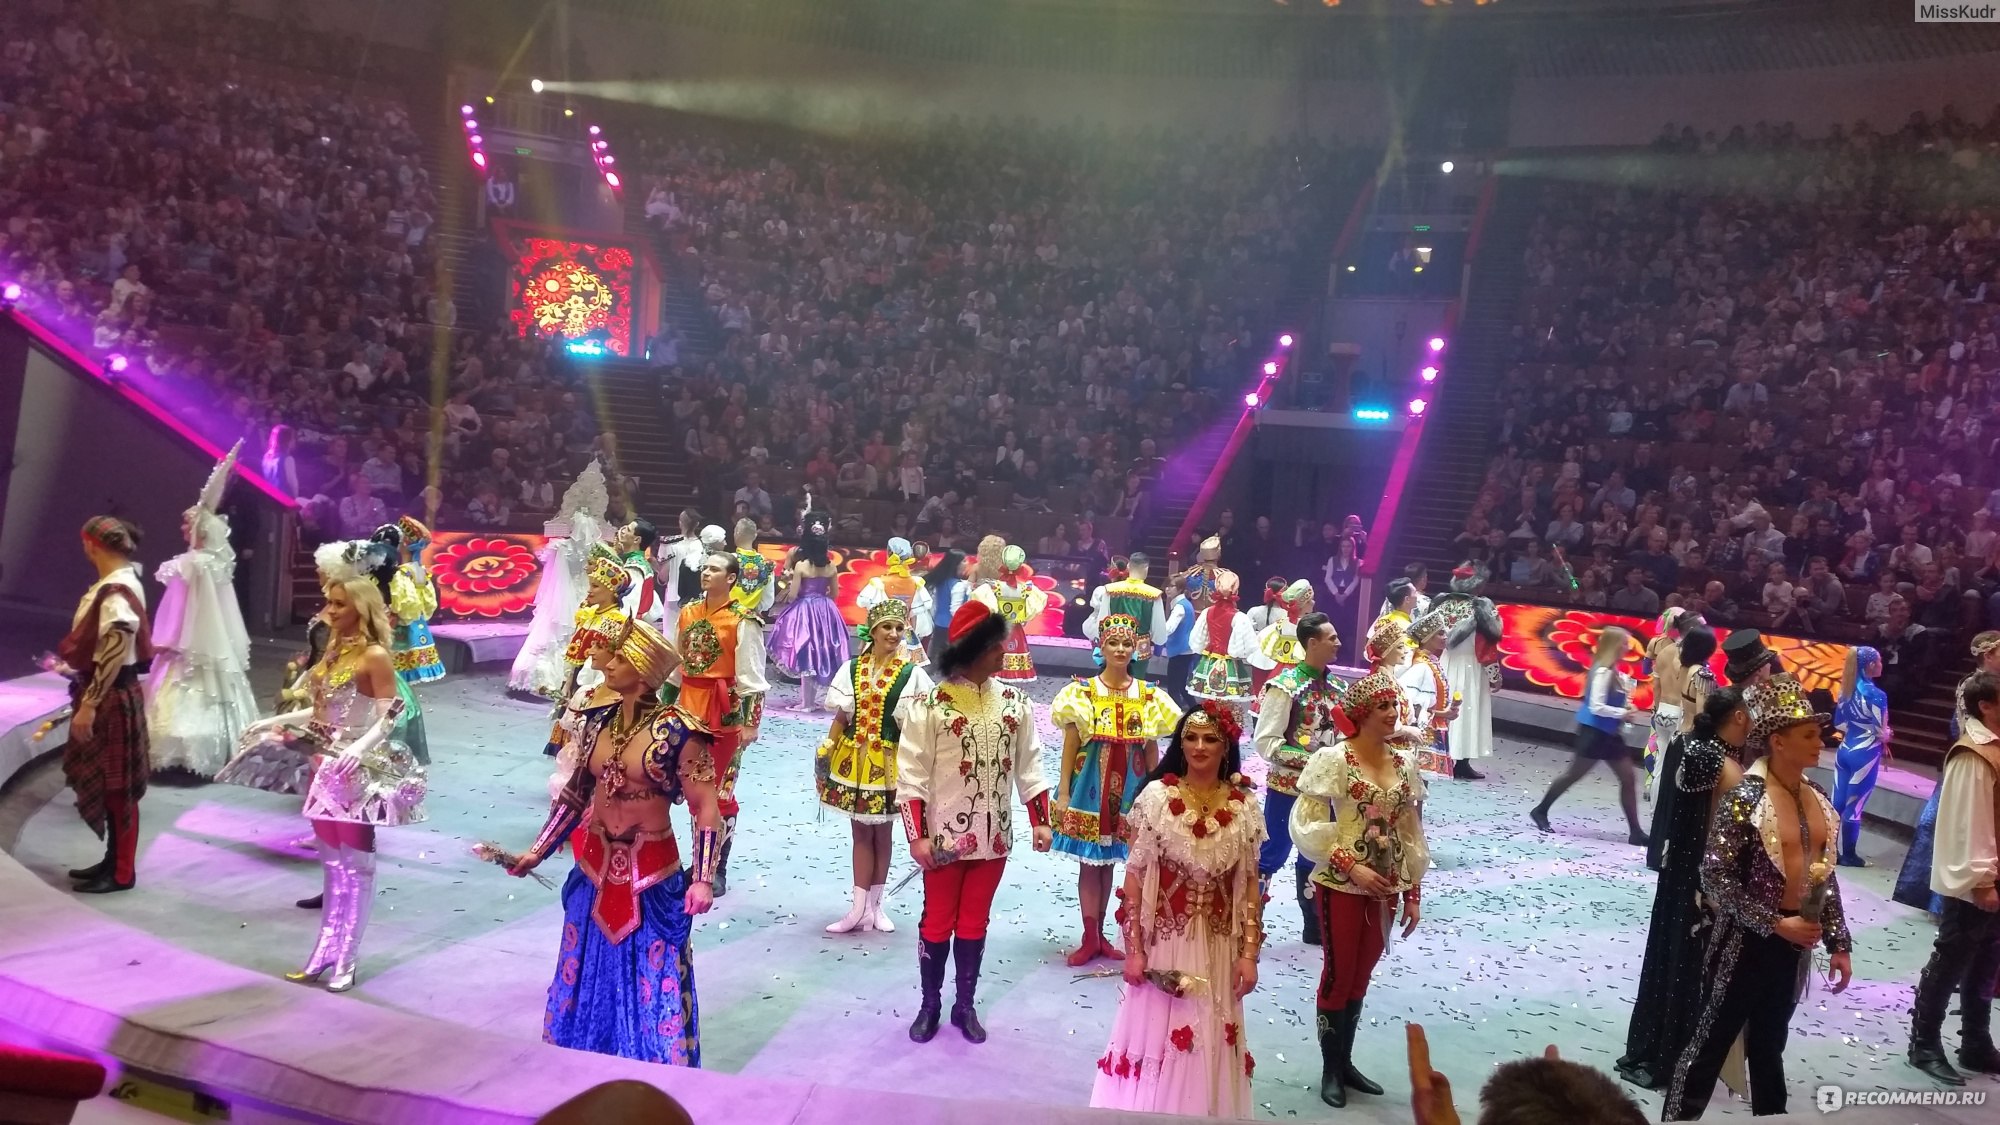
[[1099, 613, 1140, 643], [616, 618, 676, 689], [1182, 700, 1242, 744]]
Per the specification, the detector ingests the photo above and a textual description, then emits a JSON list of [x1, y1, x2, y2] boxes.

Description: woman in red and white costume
[[897, 601, 1053, 1045]]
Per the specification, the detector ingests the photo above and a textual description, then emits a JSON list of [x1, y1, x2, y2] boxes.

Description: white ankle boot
[[865, 884, 895, 933], [826, 885, 869, 934]]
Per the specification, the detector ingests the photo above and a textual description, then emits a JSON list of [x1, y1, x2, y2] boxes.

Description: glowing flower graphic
[[429, 533, 541, 617]]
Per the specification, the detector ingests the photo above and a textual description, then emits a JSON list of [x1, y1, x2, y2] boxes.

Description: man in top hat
[[1428, 564, 1502, 780], [59, 516, 154, 894], [1720, 629, 1781, 688], [1906, 668, 2000, 1085], [1663, 676, 1853, 1120]]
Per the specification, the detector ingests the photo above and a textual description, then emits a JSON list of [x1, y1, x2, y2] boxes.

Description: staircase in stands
[[1384, 176, 1535, 576]]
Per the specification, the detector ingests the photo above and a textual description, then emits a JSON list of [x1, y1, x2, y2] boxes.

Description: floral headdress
[[586, 546, 632, 596], [1334, 670, 1402, 738], [1098, 613, 1140, 644], [1365, 615, 1409, 669], [1107, 556, 1131, 583], [1182, 699, 1242, 745]]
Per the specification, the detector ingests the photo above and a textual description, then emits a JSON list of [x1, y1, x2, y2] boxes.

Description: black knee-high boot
[[1341, 1004, 1383, 1095], [1317, 1008, 1348, 1107], [909, 938, 949, 1043], [1910, 945, 1967, 1085], [67, 823, 116, 882], [949, 936, 988, 1043], [1960, 994, 2000, 1074]]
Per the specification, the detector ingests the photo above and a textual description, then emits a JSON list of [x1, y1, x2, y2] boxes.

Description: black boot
[[1297, 865, 1321, 946], [67, 823, 117, 881], [712, 816, 735, 898], [1452, 759, 1484, 781], [908, 938, 949, 1043], [948, 936, 987, 1043], [73, 816, 132, 894], [296, 894, 323, 909], [1909, 949, 1967, 1086], [1341, 1005, 1384, 1095], [1957, 996, 2000, 1075], [1317, 1009, 1348, 1108]]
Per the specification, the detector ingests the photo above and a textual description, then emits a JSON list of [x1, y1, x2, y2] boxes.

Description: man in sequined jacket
[[1663, 676, 1854, 1120]]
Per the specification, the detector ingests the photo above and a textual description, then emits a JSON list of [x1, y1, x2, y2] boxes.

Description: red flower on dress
[[1002, 712, 1020, 734], [429, 533, 541, 617], [1097, 1052, 1114, 1075], [1114, 1054, 1131, 1078], [1001, 758, 1012, 773], [1244, 1052, 1255, 1078], [1171, 1025, 1195, 1053], [1191, 820, 1210, 839], [958, 759, 973, 777], [1225, 1023, 1239, 1046], [1161, 773, 1182, 787], [949, 715, 970, 737], [1167, 797, 1188, 818], [1347, 779, 1369, 801], [1214, 808, 1234, 827]]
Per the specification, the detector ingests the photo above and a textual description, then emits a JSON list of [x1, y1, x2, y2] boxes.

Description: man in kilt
[[57, 516, 154, 893]]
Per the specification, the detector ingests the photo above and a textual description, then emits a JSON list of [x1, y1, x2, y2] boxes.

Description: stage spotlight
[[1408, 397, 1428, 416], [1345, 265, 1356, 272], [484, 95, 494, 104], [1428, 337, 1445, 352], [1353, 407, 1391, 422], [460, 105, 474, 117], [530, 78, 545, 94], [472, 152, 487, 169], [1279, 333, 1295, 348], [107, 353, 129, 373], [564, 108, 574, 118], [463, 119, 477, 130], [1, 281, 21, 304], [469, 135, 482, 146], [1263, 361, 1278, 376], [1441, 160, 1455, 174], [589, 125, 602, 136], [601, 156, 614, 165], [1421, 366, 1439, 382], [1244, 392, 1261, 408], [605, 172, 621, 189]]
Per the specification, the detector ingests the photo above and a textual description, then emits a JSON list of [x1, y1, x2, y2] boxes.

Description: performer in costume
[[362, 528, 433, 766], [1646, 626, 1720, 872], [1159, 576, 1199, 711], [819, 599, 934, 934], [147, 442, 259, 779], [729, 514, 776, 689], [1090, 705, 1266, 1117], [858, 537, 936, 670], [1616, 687, 1749, 1091], [1290, 669, 1429, 1109], [1428, 564, 1502, 780], [1643, 607, 1695, 795], [1245, 578, 1295, 698], [56, 516, 154, 894], [663, 521, 723, 645], [1401, 612, 1460, 778], [1906, 669, 2000, 1085], [1187, 570, 1254, 710], [1253, 612, 1345, 945], [1896, 632, 2000, 913], [1663, 676, 1853, 1120], [1051, 614, 1181, 966], [386, 517, 445, 685], [1531, 627, 1650, 847], [221, 562, 426, 990], [669, 551, 767, 896], [1083, 553, 1170, 673], [541, 548, 630, 756], [972, 544, 1048, 682], [615, 518, 668, 632], [1830, 647, 1890, 868], [1370, 579, 1418, 656], [509, 460, 610, 696], [922, 549, 969, 666], [770, 512, 850, 710], [1181, 536, 1225, 610], [898, 601, 1053, 1045], [507, 618, 723, 1067]]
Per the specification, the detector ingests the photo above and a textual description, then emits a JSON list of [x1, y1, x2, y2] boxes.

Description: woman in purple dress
[[770, 512, 852, 710]]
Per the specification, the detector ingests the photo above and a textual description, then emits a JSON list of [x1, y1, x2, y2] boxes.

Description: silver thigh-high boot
[[286, 838, 344, 984], [325, 843, 376, 993]]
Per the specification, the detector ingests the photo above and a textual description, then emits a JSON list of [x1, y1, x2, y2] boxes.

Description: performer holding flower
[[1089, 704, 1265, 1118], [818, 599, 934, 934], [1051, 614, 1181, 965], [1290, 670, 1429, 1108], [897, 601, 1053, 1046]]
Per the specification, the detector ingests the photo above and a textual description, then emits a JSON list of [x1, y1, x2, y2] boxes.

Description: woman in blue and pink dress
[[769, 512, 852, 711]]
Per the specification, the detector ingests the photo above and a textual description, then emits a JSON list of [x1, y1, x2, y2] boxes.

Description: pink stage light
[[469, 135, 482, 146], [1279, 333, 1295, 348], [1, 282, 21, 302], [107, 353, 129, 373], [1244, 392, 1261, 408], [601, 155, 614, 165], [1421, 366, 1438, 382], [605, 172, 622, 189], [589, 125, 602, 136], [1263, 361, 1278, 376], [460, 104, 474, 116], [1428, 337, 1445, 352], [471, 152, 487, 169], [1408, 397, 1428, 416]]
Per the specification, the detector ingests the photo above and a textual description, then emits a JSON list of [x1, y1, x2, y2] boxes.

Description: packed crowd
[[1455, 107, 2000, 699], [634, 119, 1365, 551], [0, 0, 604, 539]]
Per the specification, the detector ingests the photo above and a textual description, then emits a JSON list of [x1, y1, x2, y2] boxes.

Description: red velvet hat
[[948, 600, 997, 646]]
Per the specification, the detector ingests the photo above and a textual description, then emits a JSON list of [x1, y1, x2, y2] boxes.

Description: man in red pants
[[897, 601, 1052, 1045], [668, 552, 767, 897], [58, 516, 154, 894]]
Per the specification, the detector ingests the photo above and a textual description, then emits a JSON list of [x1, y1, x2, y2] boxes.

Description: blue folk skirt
[[544, 866, 701, 1066]]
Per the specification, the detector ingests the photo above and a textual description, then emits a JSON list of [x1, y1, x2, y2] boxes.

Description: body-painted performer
[[668, 552, 767, 897], [1643, 607, 1694, 794], [55, 516, 154, 894], [1090, 705, 1266, 1118], [1051, 614, 1180, 965], [1830, 647, 1890, 868], [1428, 564, 1503, 780], [507, 618, 723, 1067], [1247, 579, 1314, 698], [972, 543, 1048, 683], [1906, 669, 2000, 1086], [1186, 570, 1254, 711], [818, 599, 933, 934], [858, 537, 937, 670], [221, 555, 426, 990], [1617, 687, 1749, 1091], [509, 460, 610, 696], [147, 442, 258, 779], [1663, 676, 1853, 1120], [1895, 631, 2000, 914], [897, 601, 1053, 1045], [1252, 612, 1344, 945], [770, 512, 850, 711], [1290, 669, 1428, 1108], [1083, 553, 1170, 673], [1400, 612, 1460, 778], [386, 517, 446, 685]]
